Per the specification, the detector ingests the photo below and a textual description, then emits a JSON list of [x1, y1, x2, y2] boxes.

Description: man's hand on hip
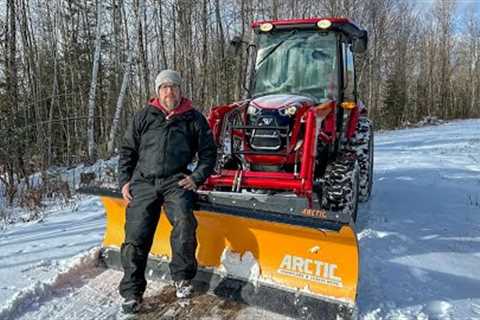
[[122, 182, 133, 204], [178, 174, 197, 191]]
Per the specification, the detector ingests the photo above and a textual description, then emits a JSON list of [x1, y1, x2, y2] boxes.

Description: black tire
[[348, 117, 374, 202], [321, 154, 360, 222]]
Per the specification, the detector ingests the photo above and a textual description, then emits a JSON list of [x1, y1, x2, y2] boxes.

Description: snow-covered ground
[[357, 119, 480, 320], [0, 197, 105, 320], [0, 119, 479, 319]]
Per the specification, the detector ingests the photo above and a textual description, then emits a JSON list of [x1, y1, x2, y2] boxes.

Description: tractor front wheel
[[321, 154, 360, 222]]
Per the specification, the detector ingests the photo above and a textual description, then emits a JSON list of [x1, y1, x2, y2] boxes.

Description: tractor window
[[253, 31, 337, 103], [343, 43, 355, 100]]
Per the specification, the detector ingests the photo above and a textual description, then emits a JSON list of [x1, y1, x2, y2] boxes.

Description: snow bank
[[0, 247, 100, 320], [422, 300, 453, 320], [0, 157, 118, 227]]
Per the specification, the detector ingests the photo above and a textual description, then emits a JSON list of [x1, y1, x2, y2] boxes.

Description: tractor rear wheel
[[348, 117, 373, 202]]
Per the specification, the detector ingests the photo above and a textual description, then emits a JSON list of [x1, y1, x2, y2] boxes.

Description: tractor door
[[335, 41, 358, 154]]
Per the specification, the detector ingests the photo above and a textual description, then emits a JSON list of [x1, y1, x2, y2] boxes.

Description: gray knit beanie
[[155, 70, 182, 93]]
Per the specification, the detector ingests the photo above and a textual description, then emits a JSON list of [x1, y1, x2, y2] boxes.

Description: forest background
[[0, 0, 479, 207]]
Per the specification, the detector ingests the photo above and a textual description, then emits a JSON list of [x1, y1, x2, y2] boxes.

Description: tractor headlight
[[279, 105, 297, 117], [317, 19, 332, 29], [247, 105, 261, 116], [259, 23, 274, 32], [286, 106, 297, 116]]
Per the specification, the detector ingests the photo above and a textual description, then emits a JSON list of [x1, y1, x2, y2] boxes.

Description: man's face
[[158, 83, 181, 110]]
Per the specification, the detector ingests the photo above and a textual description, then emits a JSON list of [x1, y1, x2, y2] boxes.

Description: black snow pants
[[118, 173, 198, 300]]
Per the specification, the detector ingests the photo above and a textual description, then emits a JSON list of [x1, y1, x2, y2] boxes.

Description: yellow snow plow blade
[[83, 188, 359, 319]]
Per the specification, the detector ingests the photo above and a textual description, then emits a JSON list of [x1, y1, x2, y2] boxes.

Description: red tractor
[[203, 18, 373, 223]]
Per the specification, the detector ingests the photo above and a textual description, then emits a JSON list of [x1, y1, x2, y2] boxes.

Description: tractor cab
[[249, 18, 367, 105], [253, 24, 337, 103]]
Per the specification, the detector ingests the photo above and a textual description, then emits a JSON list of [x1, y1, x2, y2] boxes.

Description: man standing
[[117, 70, 217, 315]]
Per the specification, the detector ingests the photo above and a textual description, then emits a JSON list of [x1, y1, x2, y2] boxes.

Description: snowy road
[[1, 119, 480, 319], [357, 119, 480, 319]]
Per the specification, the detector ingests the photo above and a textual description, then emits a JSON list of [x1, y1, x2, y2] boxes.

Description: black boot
[[121, 296, 143, 314]]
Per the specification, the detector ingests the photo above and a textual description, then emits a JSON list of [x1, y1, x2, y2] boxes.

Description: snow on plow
[[79, 187, 359, 320]]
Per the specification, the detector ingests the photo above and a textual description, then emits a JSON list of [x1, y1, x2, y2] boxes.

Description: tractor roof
[[251, 17, 367, 41], [252, 17, 356, 28]]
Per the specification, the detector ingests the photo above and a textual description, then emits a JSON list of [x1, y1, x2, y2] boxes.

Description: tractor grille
[[249, 116, 287, 151]]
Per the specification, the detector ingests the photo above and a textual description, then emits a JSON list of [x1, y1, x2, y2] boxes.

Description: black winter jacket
[[118, 104, 217, 189]]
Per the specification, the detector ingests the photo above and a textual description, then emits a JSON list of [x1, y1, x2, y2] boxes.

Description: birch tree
[[86, 0, 103, 162], [107, 0, 143, 155]]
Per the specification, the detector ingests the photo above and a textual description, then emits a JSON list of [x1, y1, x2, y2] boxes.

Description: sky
[[414, 0, 480, 16], [412, 0, 480, 33]]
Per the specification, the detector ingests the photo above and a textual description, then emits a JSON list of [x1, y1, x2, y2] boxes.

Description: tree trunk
[[86, 0, 103, 162], [107, 0, 142, 155], [158, 0, 168, 69]]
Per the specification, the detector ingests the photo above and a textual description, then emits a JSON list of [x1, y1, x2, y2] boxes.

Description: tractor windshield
[[253, 30, 337, 102]]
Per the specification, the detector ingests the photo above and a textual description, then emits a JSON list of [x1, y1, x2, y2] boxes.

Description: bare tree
[[87, 0, 104, 162], [0, 0, 479, 187], [107, 0, 143, 155]]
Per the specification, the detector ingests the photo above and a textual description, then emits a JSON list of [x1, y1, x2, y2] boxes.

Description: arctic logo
[[277, 255, 343, 288]]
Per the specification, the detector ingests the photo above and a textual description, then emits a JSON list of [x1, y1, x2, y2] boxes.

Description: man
[[117, 70, 217, 315]]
